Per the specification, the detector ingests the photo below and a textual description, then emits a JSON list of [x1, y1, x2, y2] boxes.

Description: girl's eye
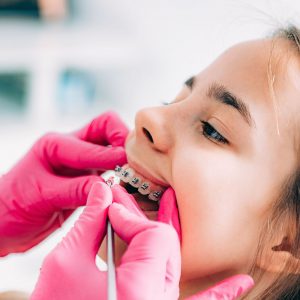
[[161, 102, 228, 145], [201, 121, 229, 145]]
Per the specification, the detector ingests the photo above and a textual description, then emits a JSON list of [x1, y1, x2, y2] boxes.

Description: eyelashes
[[184, 76, 194, 88], [201, 121, 228, 144], [161, 101, 229, 145]]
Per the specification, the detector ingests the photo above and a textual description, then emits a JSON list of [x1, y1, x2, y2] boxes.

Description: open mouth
[[115, 164, 168, 216]]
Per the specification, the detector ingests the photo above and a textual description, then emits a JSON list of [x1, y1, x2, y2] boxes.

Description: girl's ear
[[257, 235, 300, 274]]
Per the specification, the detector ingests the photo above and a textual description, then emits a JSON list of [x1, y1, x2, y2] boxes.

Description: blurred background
[[0, 0, 299, 294]]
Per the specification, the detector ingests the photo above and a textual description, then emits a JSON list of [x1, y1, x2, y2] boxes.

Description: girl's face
[[123, 39, 300, 286]]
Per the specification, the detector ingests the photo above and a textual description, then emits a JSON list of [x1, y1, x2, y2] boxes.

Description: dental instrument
[[104, 174, 117, 300]]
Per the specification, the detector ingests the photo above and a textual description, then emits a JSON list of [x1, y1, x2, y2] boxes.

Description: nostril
[[142, 127, 154, 143]]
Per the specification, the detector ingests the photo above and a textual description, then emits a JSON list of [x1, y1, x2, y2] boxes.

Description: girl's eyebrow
[[206, 82, 255, 128], [184, 76, 255, 128]]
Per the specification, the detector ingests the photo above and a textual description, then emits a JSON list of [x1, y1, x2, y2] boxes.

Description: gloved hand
[[113, 186, 254, 300], [31, 183, 254, 300], [0, 111, 128, 256], [31, 182, 181, 300]]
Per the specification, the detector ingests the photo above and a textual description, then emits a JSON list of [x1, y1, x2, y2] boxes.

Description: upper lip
[[127, 157, 169, 187]]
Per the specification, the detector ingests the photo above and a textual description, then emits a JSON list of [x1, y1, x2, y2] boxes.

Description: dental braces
[[115, 165, 163, 201]]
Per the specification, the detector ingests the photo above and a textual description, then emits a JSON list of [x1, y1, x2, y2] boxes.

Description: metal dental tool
[[103, 173, 118, 300], [107, 219, 116, 300]]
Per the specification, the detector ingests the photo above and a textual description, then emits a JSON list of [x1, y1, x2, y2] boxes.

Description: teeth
[[115, 165, 123, 176], [148, 190, 162, 201], [138, 182, 151, 195], [120, 167, 134, 183], [129, 176, 142, 188], [115, 165, 165, 201]]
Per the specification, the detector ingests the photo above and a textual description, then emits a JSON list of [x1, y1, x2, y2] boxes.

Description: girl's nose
[[134, 106, 173, 153]]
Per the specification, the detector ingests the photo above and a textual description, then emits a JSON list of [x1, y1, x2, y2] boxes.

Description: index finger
[[75, 111, 129, 146], [157, 187, 182, 242], [109, 203, 181, 298]]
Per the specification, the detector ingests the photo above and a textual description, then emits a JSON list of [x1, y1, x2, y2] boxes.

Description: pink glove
[[31, 183, 253, 300], [0, 111, 128, 256], [31, 182, 181, 300]]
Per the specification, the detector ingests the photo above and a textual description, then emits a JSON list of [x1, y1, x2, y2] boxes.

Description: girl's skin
[[105, 38, 300, 298], [0, 291, 29, 300]]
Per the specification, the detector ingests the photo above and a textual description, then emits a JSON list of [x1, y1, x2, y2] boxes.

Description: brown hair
[[244, 25, 300, 300]]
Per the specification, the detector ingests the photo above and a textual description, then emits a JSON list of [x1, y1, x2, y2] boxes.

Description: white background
[[0, 0, 299, 294]]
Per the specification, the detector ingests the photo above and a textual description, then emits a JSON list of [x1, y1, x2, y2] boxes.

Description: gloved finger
[[186, 274, 254, 300], [157, 187, 182, 241], [109, 202, 180, 279], [40, 133, 127, 171], [111, 184, 146, 219], [49, 175, 104, 210], [75, 111, 129, 146], [109, 203, 180, 298], [57, 182, 112, 258]]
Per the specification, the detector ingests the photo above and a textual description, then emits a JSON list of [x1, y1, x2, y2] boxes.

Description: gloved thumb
[[58, 182, 112, 258], [108, 202, 180, 268], [108, 202, 160, 244], [157, 187, 182, 241], [109, 202, 181, 299]]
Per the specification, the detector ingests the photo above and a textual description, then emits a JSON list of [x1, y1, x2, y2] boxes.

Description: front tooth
[[121, 168, 134, 183], [129, 176, 142, 188], [115, 165, 123, 177], [148, 190, 162, 201], [138, 182, 151, 195]]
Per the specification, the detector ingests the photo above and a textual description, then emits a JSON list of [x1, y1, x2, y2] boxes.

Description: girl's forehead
[[209, 38, 300, 93], [197, 38, 300, 127], [202, 39, 287, 90]]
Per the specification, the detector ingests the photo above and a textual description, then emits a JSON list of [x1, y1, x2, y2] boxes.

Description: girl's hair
[[245, 25, 300, 300]]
